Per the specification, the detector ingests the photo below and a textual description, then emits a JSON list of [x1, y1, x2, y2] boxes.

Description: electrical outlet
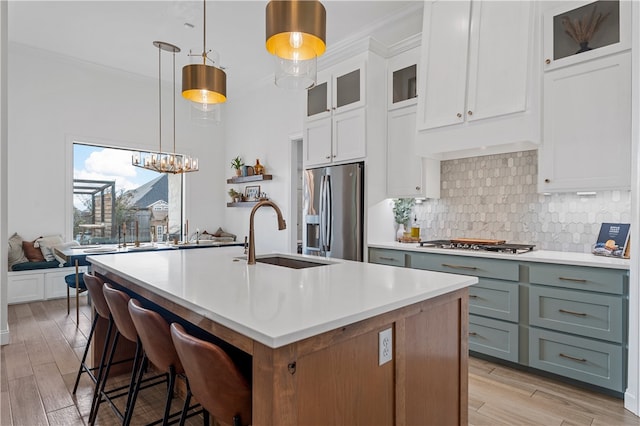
[[379, 328, 393, 365]]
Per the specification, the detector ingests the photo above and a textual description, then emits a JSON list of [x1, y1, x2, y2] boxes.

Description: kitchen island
[[89, 246, 477, 425]]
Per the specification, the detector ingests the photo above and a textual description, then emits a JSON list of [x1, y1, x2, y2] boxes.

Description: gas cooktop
[[419, 239, 535, 254]]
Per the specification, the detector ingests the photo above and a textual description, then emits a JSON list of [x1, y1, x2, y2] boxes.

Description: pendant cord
[[172, 49, 176, 157], [158, 44, 162, 156], [202, 0, 207, 65]]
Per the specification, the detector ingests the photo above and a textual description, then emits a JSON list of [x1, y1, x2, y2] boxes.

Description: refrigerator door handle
[[319, 175, 327, 252], [325, 175, 332, 251]]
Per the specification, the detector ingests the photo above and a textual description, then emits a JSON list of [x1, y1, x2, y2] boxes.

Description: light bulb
[[289, 32, 303, 49]]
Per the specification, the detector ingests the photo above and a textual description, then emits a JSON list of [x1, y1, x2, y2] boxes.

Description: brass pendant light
[[182, 0, 227, 104], [265, 0, 326, 60]]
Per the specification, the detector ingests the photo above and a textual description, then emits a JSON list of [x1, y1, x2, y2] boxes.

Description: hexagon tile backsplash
[[413, 150, 631, 253]]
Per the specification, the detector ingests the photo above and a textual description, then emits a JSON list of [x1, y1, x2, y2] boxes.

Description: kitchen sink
[[255, 255, 332, 269]]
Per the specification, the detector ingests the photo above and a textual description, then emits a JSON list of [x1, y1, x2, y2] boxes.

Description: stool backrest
[[170, 323, 252, 426], [102, 283, 138, 342], [83, 273, 110, 319], [128, 299, 183, 374]]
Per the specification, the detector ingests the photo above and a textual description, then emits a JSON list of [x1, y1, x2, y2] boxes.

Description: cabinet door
[[306, 73, 331, 121], [332, 58, 366, 114], [417, 0, 471, 130], [388, 47, 419, 110], [304, 118, 332, 167], [332, 108, 366, 163], [387, 107, 423, 198], [466, 0, 531, 122], [539, 51, 631, 192]]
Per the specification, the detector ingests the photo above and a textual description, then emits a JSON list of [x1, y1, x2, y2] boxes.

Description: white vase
[[396, 224, 405, 241]]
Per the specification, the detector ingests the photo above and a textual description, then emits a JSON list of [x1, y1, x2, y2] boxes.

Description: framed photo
[[245, 185, 261, 200]]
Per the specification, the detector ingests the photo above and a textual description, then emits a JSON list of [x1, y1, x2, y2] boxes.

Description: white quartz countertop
[[368, 242, 630, 270], [88, 247, 477, 348]]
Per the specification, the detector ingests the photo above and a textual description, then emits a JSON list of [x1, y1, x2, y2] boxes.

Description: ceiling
[[8, 1, 421, 95]]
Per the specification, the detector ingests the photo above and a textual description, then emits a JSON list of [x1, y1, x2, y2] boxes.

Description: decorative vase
[[235, 168, 242, 177], [396, 223, 405, 241], [254, 159, 265, 175], [576, 41, 592, 54]]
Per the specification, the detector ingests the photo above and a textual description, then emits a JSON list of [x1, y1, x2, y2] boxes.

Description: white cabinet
[[45, 266, 88, 299], [7, 272, 44, 304], [304, 55, 367, 167], [387, 106, 440, 199], [415, 0, 539, 158], [388, 47, 419, 110], [539, 51, 631, 192]]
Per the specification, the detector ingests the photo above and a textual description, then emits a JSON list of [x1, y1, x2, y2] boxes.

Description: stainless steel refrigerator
[[302, 162, 364, 261]]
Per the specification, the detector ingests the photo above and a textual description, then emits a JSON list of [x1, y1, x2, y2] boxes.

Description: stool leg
[[75, 260, 80, 326], [89, 330, 120, 424], [178, 383, 192, 426], [67, 281, 70, 315], [161, 365, 176, 426], [72, 313, 99, 394], [123, 351, 147, 426], [203, 410, 209, 426]]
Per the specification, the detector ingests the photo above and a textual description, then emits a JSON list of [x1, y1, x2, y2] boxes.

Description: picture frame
[[245, 185, 261, 200]]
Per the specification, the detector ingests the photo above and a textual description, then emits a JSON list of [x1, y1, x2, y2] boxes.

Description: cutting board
[[451, 238, 506, 245]]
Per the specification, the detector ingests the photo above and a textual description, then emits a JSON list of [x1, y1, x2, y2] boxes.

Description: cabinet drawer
[[369, 249, 405, 267], [529, 263, 626, 295], [469, 279, 519, 322], [469, 315, 519, 363], [529, 285, 622, 343], [409, 253, 519, 281], [529, 328, 623, 392]]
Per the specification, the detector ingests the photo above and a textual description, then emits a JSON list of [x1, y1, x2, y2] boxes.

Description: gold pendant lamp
[[182, 0, 227, 104], [265, 0, 326, 89]]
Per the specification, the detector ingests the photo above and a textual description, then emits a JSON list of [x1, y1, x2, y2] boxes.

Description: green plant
[[392, 198, 415, 227], [230, 156, 244, 170], [228, 188, 240, 198]]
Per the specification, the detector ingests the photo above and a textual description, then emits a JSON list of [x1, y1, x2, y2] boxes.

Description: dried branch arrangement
[[561, 5, 610, 44]]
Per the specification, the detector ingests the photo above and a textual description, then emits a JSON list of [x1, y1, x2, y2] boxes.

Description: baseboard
[[0, 325, 10, 346], [624, 390, 639, 416]]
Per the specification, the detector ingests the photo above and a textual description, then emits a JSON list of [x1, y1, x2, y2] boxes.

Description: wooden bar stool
[[170, 323, 252, 426], [90, 284, 165, 424], [127, 299, 202, 426]]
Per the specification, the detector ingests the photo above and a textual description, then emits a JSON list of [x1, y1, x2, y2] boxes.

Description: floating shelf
[[226, 201, 259, 208], [226, 174, 273, 184]]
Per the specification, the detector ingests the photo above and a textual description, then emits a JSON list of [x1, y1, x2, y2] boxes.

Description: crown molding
[[387, 33, 422, 57]]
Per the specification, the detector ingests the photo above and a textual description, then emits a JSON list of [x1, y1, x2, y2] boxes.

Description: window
[[73, 143, 183, 244]]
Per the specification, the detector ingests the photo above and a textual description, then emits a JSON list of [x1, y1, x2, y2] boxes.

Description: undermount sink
[[255, 255, 332, 269]]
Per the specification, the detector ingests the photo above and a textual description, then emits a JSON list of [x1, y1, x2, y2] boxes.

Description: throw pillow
[[8, 233, 28, 269], [23, 239, 45, 262], [52, 241, 80, 265], [35, 235, 64, 262]]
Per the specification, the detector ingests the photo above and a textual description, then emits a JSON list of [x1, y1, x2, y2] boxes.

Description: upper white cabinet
[[538, 50, 631, 193], [387, 47, 419, 110], [415, 0, 539, 158], [304, 56, 367, 167]]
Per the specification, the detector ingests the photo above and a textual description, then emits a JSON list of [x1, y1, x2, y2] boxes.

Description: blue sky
[[73, 144, 159, 210]]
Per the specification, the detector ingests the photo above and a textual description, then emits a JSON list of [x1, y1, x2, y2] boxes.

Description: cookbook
[[593, 223, 630, 258]]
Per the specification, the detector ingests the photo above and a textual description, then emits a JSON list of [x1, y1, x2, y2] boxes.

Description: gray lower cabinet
[[368, 247, 629, 394]]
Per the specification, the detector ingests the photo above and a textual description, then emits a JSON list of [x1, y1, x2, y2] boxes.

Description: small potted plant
[[231, 156, 244, 177], [228, 188, 241, 203], [392, 198, 415, 240]]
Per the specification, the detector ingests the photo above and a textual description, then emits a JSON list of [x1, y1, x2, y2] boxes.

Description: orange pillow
[[23, 240, 45, 262]]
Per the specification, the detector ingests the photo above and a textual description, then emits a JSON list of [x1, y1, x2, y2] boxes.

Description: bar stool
[[71, 273, 110, 395], [170, 323, 252, 426], [127, 299, 202, 426], [90, 284, 162, 424], [65, 258, 86, 325]]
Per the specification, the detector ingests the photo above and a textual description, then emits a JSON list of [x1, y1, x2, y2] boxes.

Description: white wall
[[223, 80, 304, 254], [1, 1, 9, 345], [7, 43, 226, 241]]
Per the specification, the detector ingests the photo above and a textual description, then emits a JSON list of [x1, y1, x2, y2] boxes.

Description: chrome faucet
[[248, 200, 287, 265]]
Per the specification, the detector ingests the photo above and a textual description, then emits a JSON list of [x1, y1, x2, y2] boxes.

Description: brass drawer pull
[[442, 263, 477, 271], [558, 308, 587, 317], [469, 294, 478, 299], [559, 277, 587, 283], [468, 332, 477, 336], [379, 257, 397, 261], [559, 353, 587, 363]]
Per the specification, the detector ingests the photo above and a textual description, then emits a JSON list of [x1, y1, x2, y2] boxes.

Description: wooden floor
[[2, 297, 639, 426]]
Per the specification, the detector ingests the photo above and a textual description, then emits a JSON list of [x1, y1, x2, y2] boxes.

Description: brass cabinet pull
[[559, 277, 587, 283], [545, 59, 551, 64], [468, 332, 477, 336], [558, 308, 587, 317], [559, 353, 587, 363], [469, 294, 478, 299], [456, 113, 462, 118], [467, 110, 473, 116], [379, 256, 397, 262], [442, 263, 477, 271], [325, 156, 331, 159], [415, 186, 421, 191], [544, 178, 550, 183]]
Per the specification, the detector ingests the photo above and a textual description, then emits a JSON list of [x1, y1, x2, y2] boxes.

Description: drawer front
[[369, 248, 406, 267], [529, 263, 626, 295], [469, 315, 519, 363], [8, 273, 45, 304], [409, 253, 519, 281], [529, 285, 622, 343], [529, 328, 623, 392], [469, 279, 519, 322]]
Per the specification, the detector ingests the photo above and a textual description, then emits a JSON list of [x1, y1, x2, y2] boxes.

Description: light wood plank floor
[[2, 297, 639, 425]]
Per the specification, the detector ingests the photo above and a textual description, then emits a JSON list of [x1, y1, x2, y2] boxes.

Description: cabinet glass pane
[[336, 69, 360, 108], [553, 0, 620, 61], [307, 82, 328, 117], [392, 64, 417, 104]]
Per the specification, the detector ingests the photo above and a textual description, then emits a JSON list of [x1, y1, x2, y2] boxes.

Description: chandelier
[[133, 41, 199, 174]]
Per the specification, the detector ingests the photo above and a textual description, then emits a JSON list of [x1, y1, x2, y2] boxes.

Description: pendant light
[[265, 0, 326, 88], [132, 41, 199, 174], [182, 0, 227, 104]]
